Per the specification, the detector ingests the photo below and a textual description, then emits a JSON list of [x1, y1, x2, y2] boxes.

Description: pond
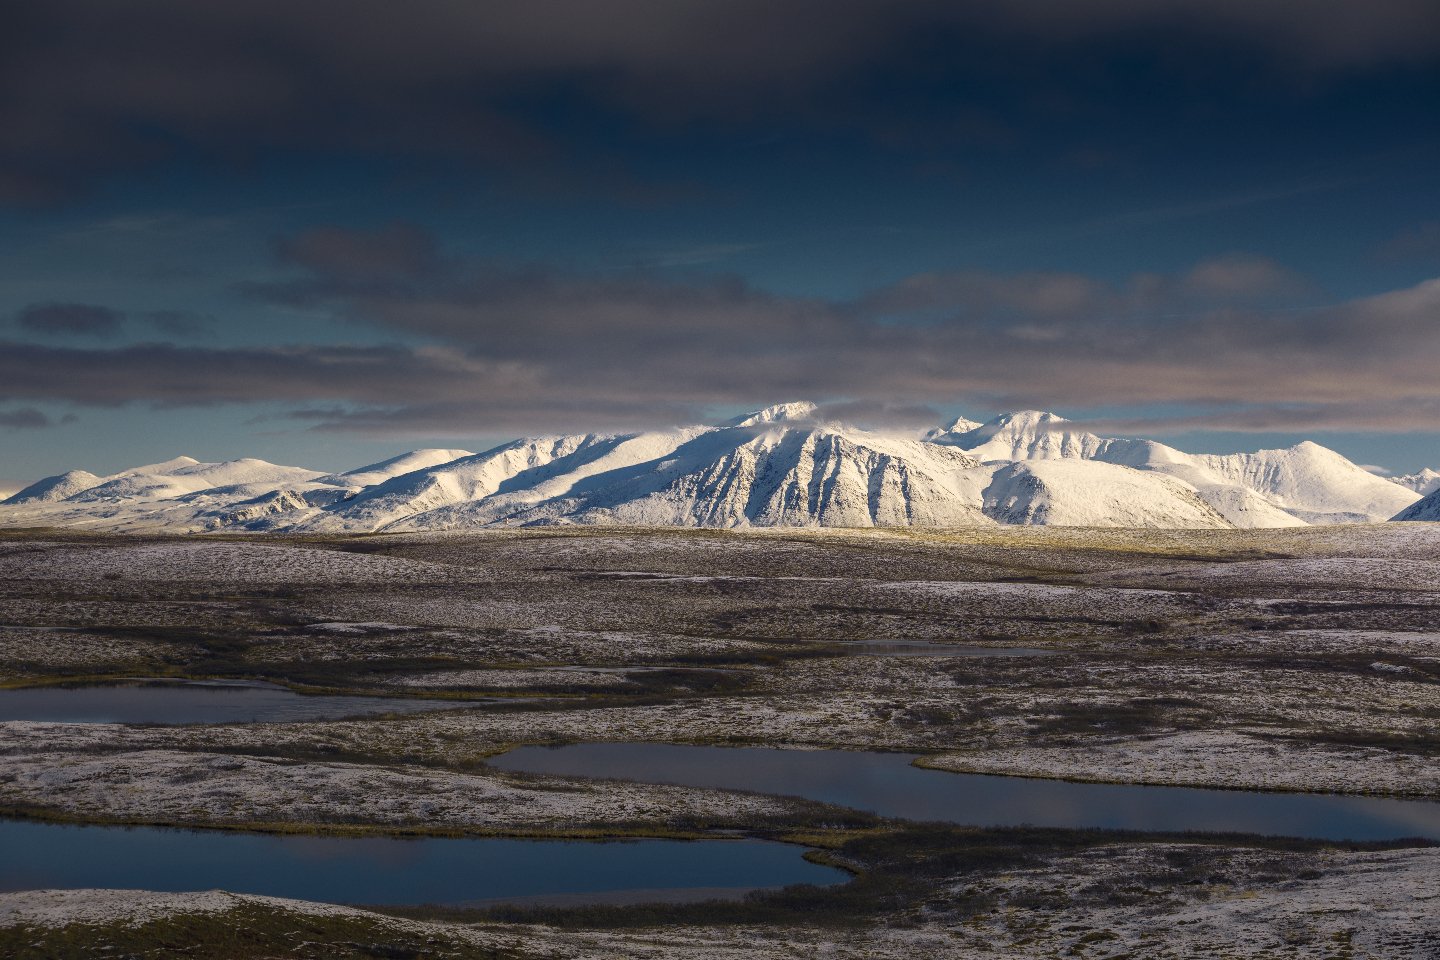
[[490, 743, 1440, 842], [0, 679, 486, 724], [0, 819, 845, 907]]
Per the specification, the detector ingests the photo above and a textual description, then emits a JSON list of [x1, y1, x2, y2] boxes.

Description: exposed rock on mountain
[[1392, 468, 1440, 497], [1393, 488, 1440, 522], [1, 403, 1423, 532]]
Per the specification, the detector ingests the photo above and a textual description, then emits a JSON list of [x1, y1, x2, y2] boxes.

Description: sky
[[3, 0, 1440, 489]]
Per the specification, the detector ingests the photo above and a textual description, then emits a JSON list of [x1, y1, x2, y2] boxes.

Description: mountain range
[[2, 403, 1432, 532]]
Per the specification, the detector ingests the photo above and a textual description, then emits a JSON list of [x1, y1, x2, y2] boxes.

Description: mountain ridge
[[2, 403, 1428, 532]]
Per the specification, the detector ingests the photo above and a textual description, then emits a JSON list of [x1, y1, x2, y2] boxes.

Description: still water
[[491, 742, 1440, 842], [0, 819, 845, 906]]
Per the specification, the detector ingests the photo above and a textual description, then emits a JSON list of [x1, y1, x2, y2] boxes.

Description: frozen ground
[[0, 539, 483, 586], [0, 524, 1436, 955], [3, 843, 1434, 958], [0, 743, 799, 832]]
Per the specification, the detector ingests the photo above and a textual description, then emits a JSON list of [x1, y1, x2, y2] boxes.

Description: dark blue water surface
[[490, 743, 1440, 842], [0, 680, 475, 724], [0, 820, 845, 906]]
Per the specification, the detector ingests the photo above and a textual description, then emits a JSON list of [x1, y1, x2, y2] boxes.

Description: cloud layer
[[3, 225, 1437, 436], [6, 0, 1439, 203], [15, 303, 125, 338]]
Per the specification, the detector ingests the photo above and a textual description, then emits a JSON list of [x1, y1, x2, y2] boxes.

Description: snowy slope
[[3, 469, 104, 504], [935, 410, 1109, 461], [303, 406, 998, 531], [0, 457, 329, 532], [316, 449, 474, 488], [1085, 438, 1307, 528], [934, 411, 1418, 527], [300, 433, 672, 532], [983, 459, 1231, 528], [1393, 489, 1440, 522], [1392, 468, 1440, 497], [370, 420, 996, 531], [725, 400, 821, 426], [310, 405, 1226, 532], [65, 458, 323, 503], [1184, 442, 1418, 524], [0, 402, 1425, 532]]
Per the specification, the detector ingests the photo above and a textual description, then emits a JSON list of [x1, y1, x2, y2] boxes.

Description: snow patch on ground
[[0, 746, 797, 831]]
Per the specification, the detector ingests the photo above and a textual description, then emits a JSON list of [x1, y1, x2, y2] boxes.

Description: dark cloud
[[276, 223, 441, 285], [1178, 255, 1311, 301], [4, 1, 1439, 203], [1061, 399, 1440, 437], [143, 310, 214, 338], [0, 341, 479, 409], [807, 401, 945, 431], [15, 303, 126, 338], [0, 407, 53, 430], [1378, 222, 1440, 264], [3, 225, 1439, 436]]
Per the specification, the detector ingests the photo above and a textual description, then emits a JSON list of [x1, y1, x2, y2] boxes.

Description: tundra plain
[[1, 524, 1437, 958]]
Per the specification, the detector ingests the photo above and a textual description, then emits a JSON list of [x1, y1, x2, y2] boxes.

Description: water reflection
[[492, 743, 1440, 842], [0, 819, 845, 906]]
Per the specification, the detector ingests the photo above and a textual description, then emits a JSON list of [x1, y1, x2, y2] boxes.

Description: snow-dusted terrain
[[3, 524, 1439, 956], [1, 403, 1429, 532]]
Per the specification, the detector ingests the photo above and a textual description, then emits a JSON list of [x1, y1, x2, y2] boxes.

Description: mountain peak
[[131, 456, 203, 475], [924, 415, 983, 441], [2, 469, 103, 505], [984, 409, 1070, 433], [0, 407, 1424, 531], [940, 408, 1066, 440], [945, 410, 1100, 462], [727, 401, 820, 427], [1392, 467, 1440, 496], [941, 415, 983, 433]]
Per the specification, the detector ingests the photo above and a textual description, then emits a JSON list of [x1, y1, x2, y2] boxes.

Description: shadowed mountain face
[[1394, 488, 1440, 522], [0, 405, 1425, 532]]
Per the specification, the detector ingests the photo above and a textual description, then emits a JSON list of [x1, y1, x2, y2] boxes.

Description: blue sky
[[3, 1, 1440, 486]]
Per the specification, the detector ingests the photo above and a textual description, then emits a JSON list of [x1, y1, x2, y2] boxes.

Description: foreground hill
[[1, 403, 1426, 532], [1394, 488, 1440, 522]]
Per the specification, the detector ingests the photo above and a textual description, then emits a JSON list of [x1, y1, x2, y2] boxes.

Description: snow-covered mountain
[[931, 410, 1417, 526], [0, 457, 334, 533], [6, 469, 105, 504], [932, 410, 1109, 461], [1, 404, 1426, 532], [300, 407, 999, 531], [1392, 468, 1440, 497], [62, 457, 324, 504], [315, 449, 474, 488], [981, 459, 1229, 528]]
